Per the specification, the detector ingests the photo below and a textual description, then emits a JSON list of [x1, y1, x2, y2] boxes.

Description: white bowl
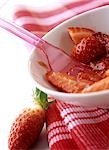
[[29, 5, 109, 107]]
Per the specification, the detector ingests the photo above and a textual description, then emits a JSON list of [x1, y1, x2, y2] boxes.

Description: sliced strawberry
[[82, 76, 109, 93], [93, 32, 109, 53], [90, 55, 109, 76], [72, 35, 106, 64], [46, 71, 91, 93], [77, 71, 102, 83], [68, 27, 95, 44], [104, 69, 109, 77]]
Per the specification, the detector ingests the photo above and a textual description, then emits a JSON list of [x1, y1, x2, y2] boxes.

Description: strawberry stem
[[33, 88, 49, 109]]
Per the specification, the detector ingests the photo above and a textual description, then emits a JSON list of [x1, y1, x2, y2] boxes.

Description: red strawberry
[[93, 32, 109, 53], [46, 71, 91, 93], [8, 88, 48, 150], [90, 55, 109, 76], [72, 35, 106, 64], [82, 76, 109, 93], [104, 69, 109, 77], [68, 27, 95, 44], [77, 71, 102, 83]]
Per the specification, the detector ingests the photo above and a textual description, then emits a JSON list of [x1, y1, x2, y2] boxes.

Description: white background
[[0, 0, 58, 149], [0, 0, 76, 149]]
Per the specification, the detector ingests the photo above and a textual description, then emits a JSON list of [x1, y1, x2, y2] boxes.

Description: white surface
[[30, 6, 109, 107], [0, 28, 49, 150], [0, 0, 50, 149]]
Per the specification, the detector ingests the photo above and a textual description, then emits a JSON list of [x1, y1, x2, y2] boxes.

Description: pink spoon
[[0, 17, 88, 73]]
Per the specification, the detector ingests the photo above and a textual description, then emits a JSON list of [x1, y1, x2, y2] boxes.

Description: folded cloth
[[13, 0, 109, 149], [47, 100, 109, 150], [46, 101, 78, 150], [13, 0, 109, 37]]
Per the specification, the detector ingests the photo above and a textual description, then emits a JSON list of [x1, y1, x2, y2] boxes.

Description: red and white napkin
[[13, 0, 109, 37], [13, 0, 109, 149], [47, 100, 109, 149]]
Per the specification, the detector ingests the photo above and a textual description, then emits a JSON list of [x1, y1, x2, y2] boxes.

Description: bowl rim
[[43, 5, 109, 39], [30, 5, 109, 98], [33, 77, 109, 98]]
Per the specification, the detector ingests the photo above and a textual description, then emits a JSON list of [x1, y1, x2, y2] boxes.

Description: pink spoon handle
[[0, 17, 73, 72], [0, 17, 44, 46]]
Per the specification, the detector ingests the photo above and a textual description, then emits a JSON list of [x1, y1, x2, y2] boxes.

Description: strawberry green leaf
[[33, 88, 48, 109]]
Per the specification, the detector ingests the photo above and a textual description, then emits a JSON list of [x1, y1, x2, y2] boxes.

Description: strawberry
[[72, 35, 106, 63], [90, 55, 109, 76], [46, 71, 91, 93], [68, 27, 95, 44], [82, 76, 109, 93], [76, 71, 102, 83], [104, 69, 109, 77], [93, 32, 109, 53], [8, 88, 48, 150]]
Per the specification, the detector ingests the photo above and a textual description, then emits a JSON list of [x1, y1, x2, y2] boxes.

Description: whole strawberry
[[72, 36, 106, 64], [8, 88, 48, 150]]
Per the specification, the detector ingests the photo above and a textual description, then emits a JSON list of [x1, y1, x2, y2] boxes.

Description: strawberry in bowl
[[29, 6, 109, 107]]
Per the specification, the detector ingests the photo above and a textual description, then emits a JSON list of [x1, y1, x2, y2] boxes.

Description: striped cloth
[[13, 0, 109, 37], [46, 100, 109, 149], [13, 0, 109, 149]]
